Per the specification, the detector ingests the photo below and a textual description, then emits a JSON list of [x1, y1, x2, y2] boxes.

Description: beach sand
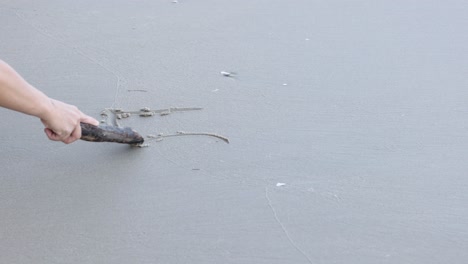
[[1, 1, 468, 263]]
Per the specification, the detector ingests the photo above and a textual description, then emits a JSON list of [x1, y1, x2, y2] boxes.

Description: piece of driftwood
[[80, 123, 144, 145]]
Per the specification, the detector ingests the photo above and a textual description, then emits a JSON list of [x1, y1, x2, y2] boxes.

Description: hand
[[40, 99, 99, 144]]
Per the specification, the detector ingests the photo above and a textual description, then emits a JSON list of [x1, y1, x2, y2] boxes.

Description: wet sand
[[1, 1, 468, 263]]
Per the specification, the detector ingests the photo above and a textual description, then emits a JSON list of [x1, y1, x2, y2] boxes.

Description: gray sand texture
[[1, 0, 468, 263]]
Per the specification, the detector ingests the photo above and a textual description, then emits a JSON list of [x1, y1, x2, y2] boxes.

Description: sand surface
[[1, 1, 468, 263]]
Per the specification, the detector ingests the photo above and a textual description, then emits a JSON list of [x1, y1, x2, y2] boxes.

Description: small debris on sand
[[139, 112, 155, 117], [220, 71, 236, 77]]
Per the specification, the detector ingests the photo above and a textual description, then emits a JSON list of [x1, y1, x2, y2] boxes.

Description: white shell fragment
[[276, 183, 286, 187], [220, 71, 237, 77]]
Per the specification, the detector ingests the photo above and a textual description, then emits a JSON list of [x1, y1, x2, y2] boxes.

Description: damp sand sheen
[[96, 107, 229, 147]]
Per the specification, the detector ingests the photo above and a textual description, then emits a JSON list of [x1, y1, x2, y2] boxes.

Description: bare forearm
[[0, 60, 53, 119], [0, 59, 99, 144]]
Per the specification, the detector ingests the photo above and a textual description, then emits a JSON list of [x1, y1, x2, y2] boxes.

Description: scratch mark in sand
[[15, 11, 123, 108], [148, 132, 229, 144], [265, 187, 313, 264]]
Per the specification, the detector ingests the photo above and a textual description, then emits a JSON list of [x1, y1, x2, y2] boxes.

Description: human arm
[[0, 60, 99, 144]]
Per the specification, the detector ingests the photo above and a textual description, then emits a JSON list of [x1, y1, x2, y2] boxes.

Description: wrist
[[33, 93, 55, 120]]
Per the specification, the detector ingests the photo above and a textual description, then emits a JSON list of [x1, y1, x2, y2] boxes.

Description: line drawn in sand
[[100, 107, 203, 127], [148, 132, 229, 144], [127, 89, 148, 92], [265, 187, 314, 264], [99, 107, 229, 147]]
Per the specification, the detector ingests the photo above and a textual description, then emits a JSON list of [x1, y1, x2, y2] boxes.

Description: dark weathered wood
[[80, 123, 144, 145]]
